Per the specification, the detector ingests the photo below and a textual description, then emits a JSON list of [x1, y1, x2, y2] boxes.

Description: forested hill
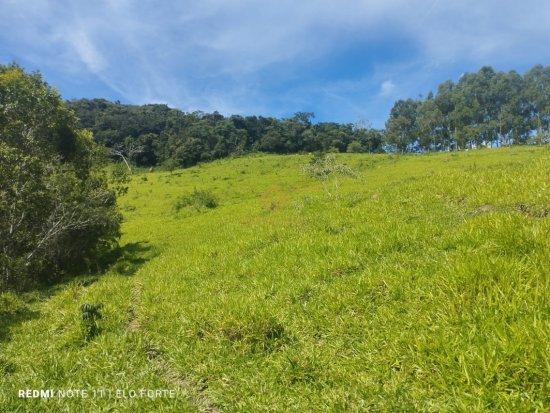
[[67, 64, 550, 169], [66, 99, 385, 169]]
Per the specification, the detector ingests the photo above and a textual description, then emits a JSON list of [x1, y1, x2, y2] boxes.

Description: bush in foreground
[[0, 64, 122, 290]]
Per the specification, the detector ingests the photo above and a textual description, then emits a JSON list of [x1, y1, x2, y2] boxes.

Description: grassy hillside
[[1, 147, 550, 412]]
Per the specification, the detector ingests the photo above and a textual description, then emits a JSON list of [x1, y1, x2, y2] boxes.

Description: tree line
[[66, 101, 385, 170], [66, 64, 550, 169], [386, 65, 550, 152]]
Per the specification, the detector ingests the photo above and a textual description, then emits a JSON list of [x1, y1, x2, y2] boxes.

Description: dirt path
[[128, 281, 219, 413]]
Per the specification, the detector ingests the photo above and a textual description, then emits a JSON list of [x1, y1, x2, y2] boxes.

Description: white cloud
[[2, 0, 550, 124], [380, 80, 396, 96], [68, 30, 106, 73]]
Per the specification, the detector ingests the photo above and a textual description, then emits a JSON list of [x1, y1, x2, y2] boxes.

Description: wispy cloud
[[68, 30, 107, 73], [1, 0, 550, 126], [380, 80, 396, 96]]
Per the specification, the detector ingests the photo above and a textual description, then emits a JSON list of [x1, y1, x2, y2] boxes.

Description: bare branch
[[111, 142, 144, 173]]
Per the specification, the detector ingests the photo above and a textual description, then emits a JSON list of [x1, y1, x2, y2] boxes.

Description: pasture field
[[1, 146, 550, 412]]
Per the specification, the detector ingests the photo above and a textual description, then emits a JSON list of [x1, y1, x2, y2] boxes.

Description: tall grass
[[1, 147, 549, 412]]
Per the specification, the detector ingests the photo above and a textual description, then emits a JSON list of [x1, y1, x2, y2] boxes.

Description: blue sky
[[1, 0, 550, 128]]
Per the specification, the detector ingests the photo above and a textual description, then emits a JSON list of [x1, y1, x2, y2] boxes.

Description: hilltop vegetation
[[67, 64, 550, 171], [67, 100, 385, 170], [386, 65, 550, 151], [1, 147, 549, 411]]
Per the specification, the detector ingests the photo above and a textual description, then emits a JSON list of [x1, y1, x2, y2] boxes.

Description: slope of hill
[[1, 147, 550, 412]]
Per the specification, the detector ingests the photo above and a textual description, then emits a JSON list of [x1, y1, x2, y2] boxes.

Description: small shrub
[[175, 189, 219, 211], [161, 158, 179, 173], [80, 303, 103, 341], [301, 153, 358, 198], [301, 153, 357, 181]]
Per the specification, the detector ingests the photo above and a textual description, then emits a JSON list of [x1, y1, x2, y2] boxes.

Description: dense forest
[[67, 64, 550, 169], [67, 101, 385, 169]]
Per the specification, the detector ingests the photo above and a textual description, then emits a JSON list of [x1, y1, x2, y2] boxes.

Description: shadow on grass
[[0, 293, 41, 348], [0, 241, 156, 347], [100, 241, 157, 276]]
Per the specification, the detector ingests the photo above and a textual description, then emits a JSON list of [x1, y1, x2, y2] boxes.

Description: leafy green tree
[[0, 64, 122, 290], [434, 80, 457, 150], [417, 97, 444, 151], [493, 71, 530, 145], [175, 138, 204, 167], [258, 124, 286, 153], [313, 122, 352, 152], [346, 141, 362, 153], [281, 112, 315, 153], [354, 128, 384, 153], [524, 65, 550, 143], [386, 99, 419, 152]]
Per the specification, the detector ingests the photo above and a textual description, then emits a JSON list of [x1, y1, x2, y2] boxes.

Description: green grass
[[1, 147, 550, 412]]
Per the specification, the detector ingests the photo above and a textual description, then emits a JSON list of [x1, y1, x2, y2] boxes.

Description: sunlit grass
[[1, 147, 550, 412]]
